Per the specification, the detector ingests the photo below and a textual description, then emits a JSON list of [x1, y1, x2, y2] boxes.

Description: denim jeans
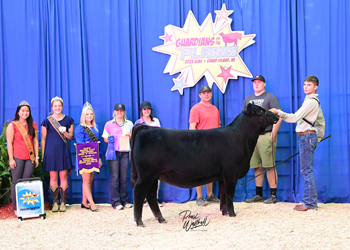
[[299, 133, 318, 209], [107, 152, 130, 208]]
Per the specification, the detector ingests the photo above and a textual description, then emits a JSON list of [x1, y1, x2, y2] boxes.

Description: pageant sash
[[47, 116, 69, 148], [12, 121, 35, 163], [76, 142, 100, 174], [81, 125, 98, 142]]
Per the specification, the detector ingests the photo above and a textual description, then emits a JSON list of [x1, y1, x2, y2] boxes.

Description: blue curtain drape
[[0, 0, 348, 204]]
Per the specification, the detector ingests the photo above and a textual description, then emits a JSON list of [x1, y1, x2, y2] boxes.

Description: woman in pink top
[[6, 101, 39, 215], [134, 101, 161, 127]]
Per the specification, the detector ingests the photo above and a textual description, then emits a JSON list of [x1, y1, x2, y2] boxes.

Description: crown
[[51, 96, 63, 104], [83, 102, 94, 110], [18, 100, 30, 107]]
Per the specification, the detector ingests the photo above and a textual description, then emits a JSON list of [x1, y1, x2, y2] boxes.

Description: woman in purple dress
[[41, 97, 74, 212]]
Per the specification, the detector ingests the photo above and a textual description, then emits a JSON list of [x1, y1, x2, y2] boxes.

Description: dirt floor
[[1, 201, 350, 249]]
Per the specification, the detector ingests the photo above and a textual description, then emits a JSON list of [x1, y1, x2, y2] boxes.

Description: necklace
[[143, 117, 151, 125], [53, 114, 65, 121], [19, 118, 27, 126], [116, 120, 125, 127]]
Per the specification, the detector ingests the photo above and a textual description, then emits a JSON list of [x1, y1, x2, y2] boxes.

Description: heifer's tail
[[130, 124, 152, 189]]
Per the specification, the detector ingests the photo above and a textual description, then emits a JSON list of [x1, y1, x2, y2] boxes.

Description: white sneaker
[[115, 205, 124, 210], [143, 202, 162, 207], [124, 203, 133, 208]]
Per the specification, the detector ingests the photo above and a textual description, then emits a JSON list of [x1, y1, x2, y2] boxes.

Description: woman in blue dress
[[41, 97, 74, 212], [75, 103, 103, 212]]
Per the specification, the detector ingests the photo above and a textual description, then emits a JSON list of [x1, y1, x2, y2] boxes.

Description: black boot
[[50, 187, 59, 212], [59, 187, 69, 212]]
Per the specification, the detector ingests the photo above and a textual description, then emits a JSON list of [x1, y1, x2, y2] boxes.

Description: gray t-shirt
[[242, 91, 281, 132]]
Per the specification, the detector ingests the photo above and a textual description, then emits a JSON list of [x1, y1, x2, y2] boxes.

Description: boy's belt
[[298, 130, 316, 137]]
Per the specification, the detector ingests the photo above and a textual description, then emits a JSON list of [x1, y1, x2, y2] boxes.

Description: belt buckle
[[298, 130, 313, 137]]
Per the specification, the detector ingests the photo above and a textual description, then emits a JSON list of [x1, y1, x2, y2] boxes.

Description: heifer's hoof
[[158, 217, 167, 223], [221, 210, 228, 216], [229, 212, 236, 217], [136, 221, 145, 227]]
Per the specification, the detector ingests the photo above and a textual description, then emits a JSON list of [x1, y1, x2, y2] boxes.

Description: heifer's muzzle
[[266, 110, 279, 124], [273, 114, 280, 124]]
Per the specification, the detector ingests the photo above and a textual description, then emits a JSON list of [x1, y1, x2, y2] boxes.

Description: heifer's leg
[[219, 180, 228, 215], [133, 182, 151, 227], [224, 179, 238, 217], [146, 180, 166, 223]]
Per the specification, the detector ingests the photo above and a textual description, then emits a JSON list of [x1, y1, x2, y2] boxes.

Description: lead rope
[[240, 135, 331, 187], [271, 134, 277, 186]]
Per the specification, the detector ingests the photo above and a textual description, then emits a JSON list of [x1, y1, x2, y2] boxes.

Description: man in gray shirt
[[243, 75, 282, 204], [271, 75, 325, 211]]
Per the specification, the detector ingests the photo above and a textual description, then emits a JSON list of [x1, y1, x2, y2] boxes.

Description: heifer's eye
[[256, 109, 263, 116]]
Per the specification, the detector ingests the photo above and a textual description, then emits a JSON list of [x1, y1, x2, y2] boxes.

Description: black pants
[[10, 157, 35, 210]]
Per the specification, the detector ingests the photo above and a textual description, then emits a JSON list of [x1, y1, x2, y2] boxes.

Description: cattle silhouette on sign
[[219, 32, 242, 46]]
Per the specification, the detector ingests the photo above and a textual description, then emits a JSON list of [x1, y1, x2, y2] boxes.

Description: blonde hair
[[80, 107, 98, 131], [113, 110, 127, 121]]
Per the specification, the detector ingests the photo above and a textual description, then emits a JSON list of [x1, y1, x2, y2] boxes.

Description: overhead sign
[[153, 4, 256, 94]]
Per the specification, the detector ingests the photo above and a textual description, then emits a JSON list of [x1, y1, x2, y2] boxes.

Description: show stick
[[239, 135, 331, 187]]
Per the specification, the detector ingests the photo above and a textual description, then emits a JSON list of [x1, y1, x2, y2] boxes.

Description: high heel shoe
[[90, 208, 99, 212], [81, 204, 90, 210]]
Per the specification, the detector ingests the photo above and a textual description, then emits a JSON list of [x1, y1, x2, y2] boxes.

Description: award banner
[[76, 142, 100, 174], [153, 4, 256, 94]]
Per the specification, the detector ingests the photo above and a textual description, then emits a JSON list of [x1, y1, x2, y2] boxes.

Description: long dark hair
[[14, 105, 36, 138]]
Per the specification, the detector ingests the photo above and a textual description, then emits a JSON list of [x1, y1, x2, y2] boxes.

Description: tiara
[[83, 102, 93, 110], [18, 100, 30, 107], [51, 96, 63, 104]]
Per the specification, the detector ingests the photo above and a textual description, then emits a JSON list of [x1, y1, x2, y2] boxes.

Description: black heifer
[[130, 103, 279, 227]]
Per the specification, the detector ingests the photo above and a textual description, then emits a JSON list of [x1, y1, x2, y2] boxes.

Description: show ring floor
[[1, 202, 349, 249]]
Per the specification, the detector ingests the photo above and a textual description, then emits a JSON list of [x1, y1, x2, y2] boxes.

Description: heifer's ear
[[243, 103, 253, 115]]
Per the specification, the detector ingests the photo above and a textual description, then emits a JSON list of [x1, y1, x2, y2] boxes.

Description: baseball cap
[[114, 103, 125, 111], [140, 101, 152, 109], [251, 75, 265, 82], [199, 86, 212, 93]]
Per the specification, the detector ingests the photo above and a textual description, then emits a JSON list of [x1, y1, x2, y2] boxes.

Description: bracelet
[[36, 157, 39, 159]]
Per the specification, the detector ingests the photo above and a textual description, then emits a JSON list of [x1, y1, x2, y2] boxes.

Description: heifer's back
[[132, 125, 231, 188]]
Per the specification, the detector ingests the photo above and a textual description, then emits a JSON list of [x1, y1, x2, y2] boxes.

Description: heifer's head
[[243, 103, 279, 130]]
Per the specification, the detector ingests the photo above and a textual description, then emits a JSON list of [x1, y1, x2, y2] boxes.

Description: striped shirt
[[277, 94, 325, 140]]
